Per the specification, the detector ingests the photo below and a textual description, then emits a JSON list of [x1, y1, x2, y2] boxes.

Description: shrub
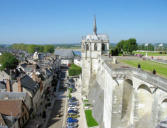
[[68, 88, 73, 93], [68, 92, 72, 99]]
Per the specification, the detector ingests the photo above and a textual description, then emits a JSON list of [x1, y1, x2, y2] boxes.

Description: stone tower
[[81, 16, 109, 95]]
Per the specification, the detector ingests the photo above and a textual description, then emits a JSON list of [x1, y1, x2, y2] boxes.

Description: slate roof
[[20, 75, 39, 95], [54, 49, 74, 59], [20, 64, 37, 73]]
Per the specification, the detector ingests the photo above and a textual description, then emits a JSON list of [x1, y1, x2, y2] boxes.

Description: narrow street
[[47, 91, 67, 128], [46, 68, 68, 128], [45, 67, 87, 128]]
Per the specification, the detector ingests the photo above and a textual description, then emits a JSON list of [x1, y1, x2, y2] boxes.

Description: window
[[86, 44, 89, 51], [94, 43, 97, 51], [102, 43, 105, 51]]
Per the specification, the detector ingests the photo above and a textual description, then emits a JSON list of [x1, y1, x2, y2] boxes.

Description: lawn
[[68, 64, 82, 76], [134, 51, 167, 56], [85, 109, 98, 127], [121, 59, 167, 78]]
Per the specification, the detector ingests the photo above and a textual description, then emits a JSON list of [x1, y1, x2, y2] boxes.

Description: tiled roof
[[0, 100, 22, 117]]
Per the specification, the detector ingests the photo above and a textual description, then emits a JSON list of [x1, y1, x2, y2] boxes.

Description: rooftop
[[82, 34, 109, 41], [54, 49, 74, 59], [0, 100, 22, 117]]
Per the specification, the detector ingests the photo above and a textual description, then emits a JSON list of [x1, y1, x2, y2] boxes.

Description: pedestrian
[[153, 69, 156, 75]]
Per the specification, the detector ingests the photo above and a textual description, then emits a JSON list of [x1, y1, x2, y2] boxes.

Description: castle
[[81, 17, 167, 128]]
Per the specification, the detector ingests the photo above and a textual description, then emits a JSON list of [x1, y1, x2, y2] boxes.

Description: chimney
[[17, 78, 22, 92], [6, 79, 11, 92]]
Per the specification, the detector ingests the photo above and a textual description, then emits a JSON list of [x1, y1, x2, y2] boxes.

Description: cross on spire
[[93, 16, 97, 35]]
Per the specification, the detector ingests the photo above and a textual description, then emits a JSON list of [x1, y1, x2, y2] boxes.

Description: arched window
[[86, 44, 89, 51], [102, 43, 105, 51], [94, 43, 97, 51]]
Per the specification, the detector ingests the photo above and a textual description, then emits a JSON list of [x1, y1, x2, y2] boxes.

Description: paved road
[[47, 69, 68, 128]]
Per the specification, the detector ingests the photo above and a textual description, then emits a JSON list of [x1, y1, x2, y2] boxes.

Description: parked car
[[67, 122, 78, 127], [70, 97, 77, 101], [69, 100, 78, 103], [66, 126, 77, 128], [68, 106, 78, 109], [67, 117, 78, 123], [68, 114, 79, 118], [68, 104, 77, 107], [68, 102, 79, 106], [68, 113, 78, 116], [68, 108, 78, 111], [68, 98, 77, 102], [68, 110, 78, 114]]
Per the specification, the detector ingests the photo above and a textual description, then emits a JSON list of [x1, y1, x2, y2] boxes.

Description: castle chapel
[[81, 17, 109, 95]]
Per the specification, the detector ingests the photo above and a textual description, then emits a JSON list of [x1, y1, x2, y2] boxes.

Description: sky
[[0, 0, 167, 44]]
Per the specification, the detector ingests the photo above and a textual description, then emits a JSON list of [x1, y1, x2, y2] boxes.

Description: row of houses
[[0, 51, 61, 128]]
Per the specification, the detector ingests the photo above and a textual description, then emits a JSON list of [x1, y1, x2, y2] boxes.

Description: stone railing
[[102, 62, 167, 92]]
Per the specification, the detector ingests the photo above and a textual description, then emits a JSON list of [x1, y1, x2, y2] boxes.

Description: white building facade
[[81, 17, 109, 95]]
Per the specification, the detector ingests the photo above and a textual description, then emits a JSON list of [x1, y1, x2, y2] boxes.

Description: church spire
[[93, 16, 97, 35]]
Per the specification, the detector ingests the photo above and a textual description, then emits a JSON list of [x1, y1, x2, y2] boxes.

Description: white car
[[68, 104, 77, 107], [68, 108, 78, 111], [68, 105, 78, 109], [67, 122, 78, 127]]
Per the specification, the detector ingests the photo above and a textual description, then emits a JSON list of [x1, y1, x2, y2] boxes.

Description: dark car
[[69, 102, 78, 106], [67, 117, 78, 123], [68, 110, 78, 114]]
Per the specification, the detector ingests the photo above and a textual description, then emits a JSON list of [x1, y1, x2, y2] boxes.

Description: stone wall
[[88, 80, 104, 128], [85, 58, 167, 128]]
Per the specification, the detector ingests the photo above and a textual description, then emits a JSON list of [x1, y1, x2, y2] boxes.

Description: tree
[[116, 40, 125, 53], [0, 53, 18, 70], [116, 38, 138, 54], [11, 44, 55, 53], [128, 38, 138, 53], [44, 45, 54, 53], [110, 48, 119, 56], [138, 44, 154, 51]]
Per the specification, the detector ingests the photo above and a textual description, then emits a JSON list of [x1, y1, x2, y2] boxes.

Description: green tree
[[11, 44, 55, 53], [116, 38, 138, 54], [116, 40, 125, 53], [128, 38, 138, 53], [0, 53, 18, 70], [44, 45, 54, 53]]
